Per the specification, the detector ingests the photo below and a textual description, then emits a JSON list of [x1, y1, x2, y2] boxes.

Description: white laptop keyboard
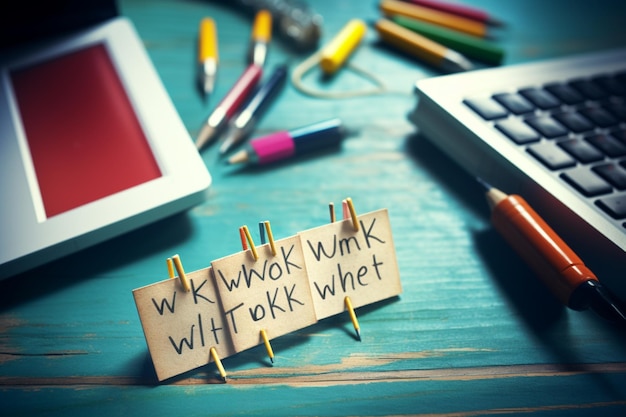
[[410, 49, 626, 261]]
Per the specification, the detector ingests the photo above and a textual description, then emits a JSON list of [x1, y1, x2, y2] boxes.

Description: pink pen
[[227, 118, 346, 165], [195, 64, 263, 150], [408, 0, 503, 26]]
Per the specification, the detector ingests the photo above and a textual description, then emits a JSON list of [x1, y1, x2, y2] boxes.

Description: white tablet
[[0, 16, 211, 279]]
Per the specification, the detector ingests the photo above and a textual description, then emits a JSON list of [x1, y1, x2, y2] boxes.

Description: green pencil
[[392, 15, 505, 65]]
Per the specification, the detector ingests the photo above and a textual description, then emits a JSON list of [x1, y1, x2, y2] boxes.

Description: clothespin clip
[[259, 221, 278, 363], [166, 257, 175, 279], [344, 296, 361, 341], [240, 225, 258, 261], [336, 198, 361, 341], [262, 220, 277, 256], [209, 346, 227, 382], [239, 226, 249, 251], [171, 254, 191, 292], [343, 197, 359, 231], [260, 329, 275, 364], [329, 202, 336, 223]]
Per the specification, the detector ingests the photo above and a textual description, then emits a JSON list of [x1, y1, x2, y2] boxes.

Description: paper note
[[211, 235, 318, 353], [298, 209, 402, 320], [133, 267, 236, 381]]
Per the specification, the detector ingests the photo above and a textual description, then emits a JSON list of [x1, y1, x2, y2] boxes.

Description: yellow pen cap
[[199, 17, 218, 62], [319, 19, 367, 75], [252, 10, 273, 42]]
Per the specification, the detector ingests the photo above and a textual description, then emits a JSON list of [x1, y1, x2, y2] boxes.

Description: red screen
[[11, 43, 162, 218]]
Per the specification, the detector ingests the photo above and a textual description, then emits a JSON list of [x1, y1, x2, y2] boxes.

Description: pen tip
[[356, 329, 361, 342], [227, 150, 249, 165], [585, 281, 626, 325], [195, 125, 216, 150], [476, 177, 492, 191]]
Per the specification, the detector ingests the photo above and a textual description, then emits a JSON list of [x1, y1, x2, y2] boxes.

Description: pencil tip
[[227, 150, 249, 165], [356, 329, 361, 341], [270, 357, 274, 364], [476, 177, 492, 191], [195, 124, 216, 150]]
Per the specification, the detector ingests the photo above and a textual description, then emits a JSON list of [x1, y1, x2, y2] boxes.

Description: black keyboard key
[[527, 142, 576, 170], [593, 75, 626, 96], [519, 87, 561, 109], [580, 106, 619, 128], [464, 97, 509, 120], [605, 102, 626, 121], [592, 163, 626, 190], [610, 128, 626, 145], [586, 133, 626, 157], [495, 118, 541, 144], [561, 168, 612, 197], [569, 79, 608, 100], [553, 111, 594, 133], [525, 115, 569, 138], [596, 194, 626, 219], [492, 93, 535, 114], [558, 138, 604, 163], [545, 83, 585, 105]]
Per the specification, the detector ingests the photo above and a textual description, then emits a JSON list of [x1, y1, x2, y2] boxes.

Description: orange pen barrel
[[491, 195, 598, 307]]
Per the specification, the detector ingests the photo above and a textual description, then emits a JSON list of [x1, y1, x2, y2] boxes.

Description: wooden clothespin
[[344, 296, 361, 341], [262, 220, 277, 256], [329, 202, 336, 223], [343, 197, 359, 231], [209, 347, 227, 382], [166, 257, 175, 279], [171, 254, 191, 292], [239, 226, 249, 251], [240, 225, 258, 261]]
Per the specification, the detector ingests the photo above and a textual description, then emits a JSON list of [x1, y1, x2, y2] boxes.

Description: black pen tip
[[582, 281, 626, 325]]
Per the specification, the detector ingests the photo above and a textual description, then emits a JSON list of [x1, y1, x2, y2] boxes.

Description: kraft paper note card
[[211, 234, 318, 353], [133, 267, 236, 381], [298, 209, 402, 320]]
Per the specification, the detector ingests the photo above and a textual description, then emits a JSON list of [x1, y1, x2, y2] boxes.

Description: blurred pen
[[375, 18, 473, 73], [407, 0, 504, 27], [196, 64, 263, 150], [198, 17, 218, 99], [380, 0, 488, 38], [248, 9, 272, 67], [392, 15, 504, 65], [220, 64, 288, 155], [479, 179, 626, 324]]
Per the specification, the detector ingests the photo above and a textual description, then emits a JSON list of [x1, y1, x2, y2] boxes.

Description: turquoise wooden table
[[2, 1, 626, 416]]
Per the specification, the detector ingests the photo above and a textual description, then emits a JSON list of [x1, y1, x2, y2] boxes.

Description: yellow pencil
[[375, 18, 472, 73], [198, 17, 218, 98], [249, 10, 272, 67], [380, 0, 487, 38], [320, 19, 367, 75], [260, 329, 275, 363], [210, 347, 227, 382], [344, 296, 361, 341], [171, 254, 191, 292]]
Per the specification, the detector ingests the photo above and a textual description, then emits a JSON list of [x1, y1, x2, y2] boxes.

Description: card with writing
[[211, 235, 318, 353], [133, 267, 235, 381], [298, 209, 402, 320]]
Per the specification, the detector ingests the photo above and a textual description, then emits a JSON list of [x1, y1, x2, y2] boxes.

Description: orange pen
[[380, 0, 487, 38], [480, 179, 625, 323]]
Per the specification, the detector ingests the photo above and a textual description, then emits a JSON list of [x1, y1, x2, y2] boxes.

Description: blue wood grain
[[2, 0, 626, 416]]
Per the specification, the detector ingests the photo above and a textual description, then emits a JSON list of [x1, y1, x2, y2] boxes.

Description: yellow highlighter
[[249, 9, 272, 67], [320, 19, 367, 75], [198, 17, 218, 98]]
